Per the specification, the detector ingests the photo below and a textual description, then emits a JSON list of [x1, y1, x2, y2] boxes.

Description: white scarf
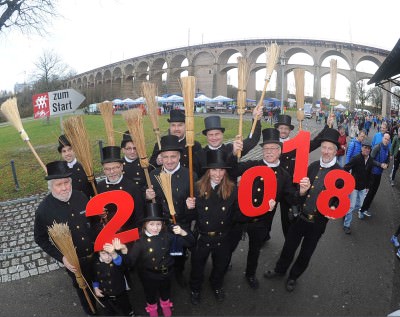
[[320, 156, 337, 168], [263, 159, 280, 168]]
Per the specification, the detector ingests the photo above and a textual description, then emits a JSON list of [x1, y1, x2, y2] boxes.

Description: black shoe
[[343, 226, 351, 234], [245, 275, 260, 289], [175, 272, 187, 287], [263, 270, 284, 279], [190, 291, 201, 305], [286, 279, 296, 292], [227, 263, 233, 271], [214, 288, 225, 302]]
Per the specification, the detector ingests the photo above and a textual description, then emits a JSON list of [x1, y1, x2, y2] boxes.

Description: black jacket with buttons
[[93, 255, 127, 296], [97, 176, 145, 231], [122, 157, 152, 192], [231, 160, 300, 223], [34, 190, 96, 263], [69, 161, 96, 199], [192, 183, 238, 241], [126, 230, 195, 280], [150, 166, 197, 225]]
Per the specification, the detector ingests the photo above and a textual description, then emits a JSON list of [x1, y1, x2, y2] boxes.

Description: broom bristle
[[155, 173, 176, 216], [98, 101, 115, 146], [265, 43, 280, 80], [294, 69, 305, 123], [237, 57, 250, 112], [48, 222, 81, 270], [330, 59, 338, 100], [141, 82, 161, 149], [63, 116, 94, 179], [0, 97, 29, 140], [180, 76, 196, 146], [122, 109, 149, 168]]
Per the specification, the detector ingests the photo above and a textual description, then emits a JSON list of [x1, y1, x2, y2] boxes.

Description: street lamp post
[[280, 53, 287, 114]]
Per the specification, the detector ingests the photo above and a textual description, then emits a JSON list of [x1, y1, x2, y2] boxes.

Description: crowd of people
[[32, 107, 399, 316]]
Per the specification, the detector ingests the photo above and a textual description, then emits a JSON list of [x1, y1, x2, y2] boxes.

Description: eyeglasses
[[124, 147, 137, 151], [263, 147, 280, 152], [103, 166, 122, 172]]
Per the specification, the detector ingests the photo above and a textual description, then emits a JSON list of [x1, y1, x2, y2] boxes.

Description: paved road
[[1, 115, 400, 316]]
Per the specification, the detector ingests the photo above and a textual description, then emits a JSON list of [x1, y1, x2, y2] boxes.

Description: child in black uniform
[[93, 238, 134, 316], [126, 203, 195, 317]]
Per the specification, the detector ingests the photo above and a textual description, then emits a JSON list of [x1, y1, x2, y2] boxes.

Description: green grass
[[0, 113, 259, 201]]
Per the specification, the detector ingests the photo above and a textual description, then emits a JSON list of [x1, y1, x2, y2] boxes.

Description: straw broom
[[0, 98, 47, 173], [294, 69, 305, 131], [122, 109, 155, 203], [154, 173, 177, 224], [98, 101, 115, 146], [48, 222, 96, 314], [180, 76, 196, 197], [249, 43, 280, 138], [141, 82, 161, 150], [63, 116, 98, 195], [329, 59, 337, 128], [236, 57, 251, 160]]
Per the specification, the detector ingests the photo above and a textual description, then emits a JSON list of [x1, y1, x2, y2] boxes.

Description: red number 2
[[316, 170, 355, 219], [86, 190, 140, 251], [282, 130, 311, 183]]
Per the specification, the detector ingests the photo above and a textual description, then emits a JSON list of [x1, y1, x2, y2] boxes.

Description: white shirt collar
[[320, 156, 337, 168], [263, 159, 280, 168], [211, 180, 219, 189], [208, 144, 222, 150], [163, 162, 181, 174], [105, 174, 123, 185], [67, 158, 77, 168], [280, 137, 290, 143], [124, 156, 136, 163]]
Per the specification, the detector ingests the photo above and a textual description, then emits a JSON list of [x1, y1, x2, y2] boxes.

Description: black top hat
[[167, 109, 185, 123], [120, 130, 133, 148], [57, 135, 71, 153], [260, 128, 282, 147], [101, 146, 124, 164], [274, 114, 294, 130], [319, 128, 341, 148], [45, 161, 72, 180], [141, 203, 167, 223], [158, 135, 182, 153], [202, 116, 225, 135], [203, 149, 231, 169]]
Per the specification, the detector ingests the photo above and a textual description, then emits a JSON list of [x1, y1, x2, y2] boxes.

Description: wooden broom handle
[[25, 140, 47, 173], [144, 167, 156, 203], [249, 78, 271, 137], [188, 146, 194, 197]]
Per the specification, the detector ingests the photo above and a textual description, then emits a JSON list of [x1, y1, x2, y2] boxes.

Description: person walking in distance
[[358, 132, 391, 218]]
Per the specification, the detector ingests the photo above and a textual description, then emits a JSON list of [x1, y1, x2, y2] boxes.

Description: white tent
[[210, 95, 233, 103], [194, 94, 212, 102], [334, 104, 346, 110]]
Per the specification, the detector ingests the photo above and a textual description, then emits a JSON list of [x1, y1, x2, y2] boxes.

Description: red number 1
[[86, 190, 140, 251], [282, 130, 310, 183]]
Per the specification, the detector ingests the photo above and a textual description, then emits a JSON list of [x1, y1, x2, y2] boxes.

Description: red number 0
[[282, 130, 310, 183], [316, 170, 355, 219], [238, 166, 277, 217], [86, 190, 140, 251]]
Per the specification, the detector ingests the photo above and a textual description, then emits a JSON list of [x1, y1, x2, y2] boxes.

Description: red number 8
[[316, 170, 355, 219]]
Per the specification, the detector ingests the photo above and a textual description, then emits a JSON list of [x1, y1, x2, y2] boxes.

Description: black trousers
[[279, 199, 295, 238], [139, 273, 172, 304], [100, 291, 133, 316], [391, 155, 400, 181], [274, 217, 326, 280], [190, 237, 231, 291], [229, 221, 269, 277], [66, 256, 96, 315], [360, 173, 382, 211]]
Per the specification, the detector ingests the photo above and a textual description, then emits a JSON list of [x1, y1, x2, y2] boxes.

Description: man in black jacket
[[343, 140, 373, 234], [264, 128, 342, 292], [34, 161, 98, 315], [195, 106, 263, 178]]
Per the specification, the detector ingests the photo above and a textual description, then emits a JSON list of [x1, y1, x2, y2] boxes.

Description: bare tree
[[355, 81, 369, 110], [32, 49, 72, 92], [392, 87, 400, 111], [368, 87, 383, 111], [0, 0, 58, 35]]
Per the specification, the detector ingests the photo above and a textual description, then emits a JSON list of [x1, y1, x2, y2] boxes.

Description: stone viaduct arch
[[66, 38, 390, 113]]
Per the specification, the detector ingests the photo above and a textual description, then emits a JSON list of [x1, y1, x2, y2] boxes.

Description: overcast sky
[[0, 0, 399, 96]]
